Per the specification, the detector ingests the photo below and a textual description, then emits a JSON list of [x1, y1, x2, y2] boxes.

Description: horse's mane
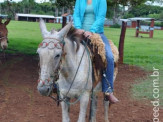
[[66, 27, 83, 52]]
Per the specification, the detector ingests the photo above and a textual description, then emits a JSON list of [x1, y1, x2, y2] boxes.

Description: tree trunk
[[113, 7, 118, 24], [67, 8, 71, 14], [62, 7, 64, 15], [55, 8, 58, 17]]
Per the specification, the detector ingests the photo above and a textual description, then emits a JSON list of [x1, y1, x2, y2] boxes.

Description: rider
[[73, 0, 118, 103]]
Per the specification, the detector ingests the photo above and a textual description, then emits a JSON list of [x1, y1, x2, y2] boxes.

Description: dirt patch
[[0, 56, 162, 122]]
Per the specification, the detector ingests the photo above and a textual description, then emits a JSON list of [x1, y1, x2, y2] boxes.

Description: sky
[[146, 1, 163, 6]]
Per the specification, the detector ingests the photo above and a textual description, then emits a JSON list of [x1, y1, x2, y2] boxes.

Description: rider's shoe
[[104, 92, 119, 104]]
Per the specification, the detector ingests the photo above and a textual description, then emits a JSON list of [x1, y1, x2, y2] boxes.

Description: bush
[[148, 14, 160, 20], [154, 22, 163, 27], [140, 21, 163, 27], [123, 13, 134, 19], [160, 11, 163, 20], [110, 24, 121, 28]]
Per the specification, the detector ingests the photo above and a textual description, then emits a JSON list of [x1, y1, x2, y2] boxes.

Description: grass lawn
[[6, 21, 62, 55], [4, 20, 163, 105], [104, 27, 163, 105]]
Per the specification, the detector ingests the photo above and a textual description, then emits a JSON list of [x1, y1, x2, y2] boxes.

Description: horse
[[37, 18, 118, 122], [0, 18, 10, 50]]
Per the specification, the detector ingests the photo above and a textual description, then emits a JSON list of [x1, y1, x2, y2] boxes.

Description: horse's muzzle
[[37, 85, 52, 96], [2, 45, 7, 50]]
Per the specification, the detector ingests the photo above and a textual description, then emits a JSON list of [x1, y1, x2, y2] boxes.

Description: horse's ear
[[4, 18, 11, 25], [39, 18, 49, 38], [58, 22, 72, 39]]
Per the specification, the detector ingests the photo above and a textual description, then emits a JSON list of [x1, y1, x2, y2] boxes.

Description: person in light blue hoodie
[[73, 0, 118, 103]]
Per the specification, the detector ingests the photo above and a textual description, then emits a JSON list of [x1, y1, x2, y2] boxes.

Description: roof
[[16, 13, 55, 19], [0, 14, 8, 18], [62, 13, 70, 17], [120, 19, 131, 22], [120, 17, 155, 22], [128, 17, 154, 21], [54, 17, 62, 19]]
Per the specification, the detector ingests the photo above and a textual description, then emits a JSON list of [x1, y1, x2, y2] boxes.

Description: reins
[[50, 38, 91, 105]]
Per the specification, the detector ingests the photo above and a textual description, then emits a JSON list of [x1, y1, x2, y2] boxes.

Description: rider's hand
[[83, 31, 93, 38], [75, 29, 85, 35]]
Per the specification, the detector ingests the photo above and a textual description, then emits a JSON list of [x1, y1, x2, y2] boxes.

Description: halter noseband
[[0, 36, 8, 41]]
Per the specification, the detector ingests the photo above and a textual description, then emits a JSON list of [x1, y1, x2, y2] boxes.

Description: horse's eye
[[55, 54, 60, 58]]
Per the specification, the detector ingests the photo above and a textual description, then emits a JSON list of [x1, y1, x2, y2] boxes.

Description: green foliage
[[0, 1, 56, 19], [123, 13, 134, 19], [154, 22, 163, 26], [148, 14, 160, 19], [107, 0, 148, 23], [160, 11, 163, 19], [110, 24, 121, 28], [140, 21, 163, 27], [107, 0, 147, 6], [55, 0, 75, 8], [129, 4, 163, 17]]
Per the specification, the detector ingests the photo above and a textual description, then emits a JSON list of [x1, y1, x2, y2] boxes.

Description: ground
[[0, 55, 162, 122]]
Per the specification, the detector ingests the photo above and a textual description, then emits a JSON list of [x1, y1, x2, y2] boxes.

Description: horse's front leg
[[77, 91, 90, 122], [61, 97, 70, 122]]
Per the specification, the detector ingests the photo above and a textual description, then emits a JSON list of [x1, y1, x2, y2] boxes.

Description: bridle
[[0, 36, 8, 40], [50, 39, 91, 105], [0, 36, 8, 42], [38, 37, 65, 95], [38, 37, 91, 105], [38, 38, 65, 49]]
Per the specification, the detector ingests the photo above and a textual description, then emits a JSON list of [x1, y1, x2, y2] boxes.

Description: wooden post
[[119, 21, 127, 64], [135, 20, 140, 37], [150, 19, 154, 38], [62, 16, 67, 28]]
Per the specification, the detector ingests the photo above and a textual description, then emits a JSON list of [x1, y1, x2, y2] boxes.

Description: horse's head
[[0, 18, 10, 50], [37, 18, 72, 96]]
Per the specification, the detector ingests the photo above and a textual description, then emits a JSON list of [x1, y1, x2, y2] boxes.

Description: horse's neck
[[60, 38, 83, 78]]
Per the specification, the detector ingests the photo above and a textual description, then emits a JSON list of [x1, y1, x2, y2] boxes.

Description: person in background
[[73, 0, 119, 103]]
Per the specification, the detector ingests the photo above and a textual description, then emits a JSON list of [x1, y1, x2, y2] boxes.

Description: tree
[[107, 0, 148, 24], [160, 11, 163, 20], [52, 0, 75, 15], [129, 4, 163, 17], [54, 0, 75, 8]]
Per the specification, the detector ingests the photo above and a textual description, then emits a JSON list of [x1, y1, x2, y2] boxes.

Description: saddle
[[84, 33, 107, 84], [84, 33, 119, 85]]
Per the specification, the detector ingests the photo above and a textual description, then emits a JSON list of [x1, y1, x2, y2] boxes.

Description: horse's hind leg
[[104, 100, 110, 122], [89, 82, 102, 122], [89, 93, 98, 122], [78, 91, 90, 122]]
